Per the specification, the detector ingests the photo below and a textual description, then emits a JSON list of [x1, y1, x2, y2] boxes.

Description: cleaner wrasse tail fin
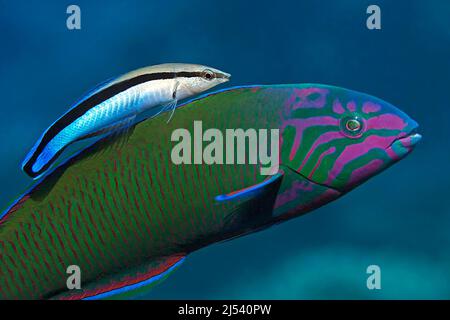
[[22, 144, 67, 179], [20, 75, 123, 179]]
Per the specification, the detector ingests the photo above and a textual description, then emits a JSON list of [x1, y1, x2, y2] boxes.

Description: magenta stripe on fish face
[[347, 101, 357, 112], [324, 135, 395, 185], [308, 146, 336, 179], [285, 87, 330, 111], [332, 99, 346, 114], [366, 114, 407, 131], [283, 117, 339, 161], [280, 85, 417, 192], [362, 102, 381, 114], [298, 131, 344, 171], [348, 159, 384, 185]]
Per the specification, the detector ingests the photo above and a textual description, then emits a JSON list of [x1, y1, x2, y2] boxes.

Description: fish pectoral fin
[[170, 80, 181, 119], [165, 98, 178, 123], [146, 99, 178, 124], [50, 255, 186, 300], [148, 81, 180, 123], [215, 172, 284, 202], [215, 172, 284, 233]]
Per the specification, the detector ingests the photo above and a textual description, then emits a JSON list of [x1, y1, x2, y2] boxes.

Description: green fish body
[[0, 84, 420, 299]]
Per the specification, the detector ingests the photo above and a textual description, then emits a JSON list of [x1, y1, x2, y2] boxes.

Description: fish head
[[281, 85, 421, 193], [174, 63, 230, 96]]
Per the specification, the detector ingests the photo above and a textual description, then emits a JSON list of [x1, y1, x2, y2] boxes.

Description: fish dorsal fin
[[52, 255, 185, 300], [69, 75, 120, 109], [71, 64, 175, 108]]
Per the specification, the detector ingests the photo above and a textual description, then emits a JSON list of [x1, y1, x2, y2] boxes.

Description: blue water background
[[0, 0, 449, 299]]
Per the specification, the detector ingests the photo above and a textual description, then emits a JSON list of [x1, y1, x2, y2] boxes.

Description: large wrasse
[[21, 63, 230, 179], [0, 84, 421, 299]]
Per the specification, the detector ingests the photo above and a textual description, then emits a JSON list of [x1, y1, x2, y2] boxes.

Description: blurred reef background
[[0, 0, 449, 299]]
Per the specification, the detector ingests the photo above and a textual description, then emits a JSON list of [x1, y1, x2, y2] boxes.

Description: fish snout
[[222, 72, 231, 79], [386, 127, 422, 158], [216, 71, 231, 83]]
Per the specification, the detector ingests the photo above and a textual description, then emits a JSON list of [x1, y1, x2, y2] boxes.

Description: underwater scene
[[0, 0, 449, 300]]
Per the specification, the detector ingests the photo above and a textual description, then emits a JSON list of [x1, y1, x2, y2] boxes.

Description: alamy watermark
[[66, 5, 81, 30], [366, 5, 381, 30], [66, 265, 81, 290], [170, 121, 279, 175], [366, 265, 381, 290]]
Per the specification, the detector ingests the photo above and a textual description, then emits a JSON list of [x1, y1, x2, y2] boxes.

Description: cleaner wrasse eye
[[21, 63, 231, 179]]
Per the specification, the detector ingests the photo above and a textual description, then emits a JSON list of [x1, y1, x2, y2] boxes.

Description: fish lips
[[218, 72, 231, 83], [386, 128, 422, 159]]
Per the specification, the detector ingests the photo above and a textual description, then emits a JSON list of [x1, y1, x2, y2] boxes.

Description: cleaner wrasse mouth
[[220, 72, 231, 79]]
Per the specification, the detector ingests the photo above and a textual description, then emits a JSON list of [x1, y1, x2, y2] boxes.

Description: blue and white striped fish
[[22, 63, 231, 179]]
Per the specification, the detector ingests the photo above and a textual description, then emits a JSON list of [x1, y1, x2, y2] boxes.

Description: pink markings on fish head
[[399, 135, 417, 150], [332, 99, 346, 114], [362, 102, 381, 114], [284, 87, 329, 113], [346, 101, 357, 112], [366, 113, 407, 131], [325, 135, 395, 187], [385, 147, 400, 161], [282, 116, 340, 161], [308, 146, 336, 179], [348, 159, 385, 186], [298, 131, 343, 171]]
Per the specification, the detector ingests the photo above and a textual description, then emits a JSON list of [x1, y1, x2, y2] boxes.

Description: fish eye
[[346, 119, 361, 132], [340, 116, 364, 137], [202, 69, 215, 81]]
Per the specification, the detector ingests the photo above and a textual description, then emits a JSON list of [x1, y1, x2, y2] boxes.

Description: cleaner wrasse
[[21, 63, 230, 179]]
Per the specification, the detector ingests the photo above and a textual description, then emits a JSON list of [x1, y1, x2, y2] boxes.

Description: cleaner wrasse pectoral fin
[[21, 63, 231, 179]]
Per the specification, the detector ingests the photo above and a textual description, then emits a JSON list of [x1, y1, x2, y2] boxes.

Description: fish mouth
[[217, 72, 231, 81], [386, 127, 422, 158], [223, 73, 231, 82], [396, 132, 422, 147]]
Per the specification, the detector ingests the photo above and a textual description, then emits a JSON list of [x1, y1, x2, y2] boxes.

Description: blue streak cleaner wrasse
[[21, 63, 230, 179]]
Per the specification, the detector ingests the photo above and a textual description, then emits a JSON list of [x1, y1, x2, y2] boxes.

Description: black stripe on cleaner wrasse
[[29, 72, 218, 164]]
